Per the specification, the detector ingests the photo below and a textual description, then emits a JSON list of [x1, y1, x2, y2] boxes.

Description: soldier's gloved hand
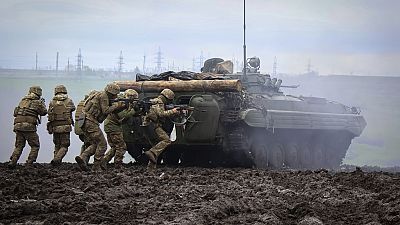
[[172, 108, 180, 114], [116, 101, 125, 108], [133, 102, 140, 111]]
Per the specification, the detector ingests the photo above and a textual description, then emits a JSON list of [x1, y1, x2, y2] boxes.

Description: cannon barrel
[[114, 79, 242, 93]]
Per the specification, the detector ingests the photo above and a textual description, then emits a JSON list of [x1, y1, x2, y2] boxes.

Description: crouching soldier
[[143, 88, 180, 172], [74, 91, 97, 164], [47, 85, 75, 166], [75, 83, 125, 172], [8, 86, 47, 168], [103, 89, 141, 169]]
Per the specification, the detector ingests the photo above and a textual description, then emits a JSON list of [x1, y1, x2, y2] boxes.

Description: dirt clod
[[0, 163, 399, 224]]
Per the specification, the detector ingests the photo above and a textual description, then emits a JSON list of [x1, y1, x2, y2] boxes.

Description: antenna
[[243, 0, 247, 81]]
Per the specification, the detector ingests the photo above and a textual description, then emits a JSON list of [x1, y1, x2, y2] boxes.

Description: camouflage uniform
[[103, 106, 138, 167], [74, 94, 93, 163], [144, 89, 179, 171], [122, 116, 150, 164], [75, 84, 124, 171], [9, 86, 47, 168], [47, 85, 75, 165]]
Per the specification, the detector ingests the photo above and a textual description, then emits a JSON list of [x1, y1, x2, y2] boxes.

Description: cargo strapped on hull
[[114, 79, 242, 93]]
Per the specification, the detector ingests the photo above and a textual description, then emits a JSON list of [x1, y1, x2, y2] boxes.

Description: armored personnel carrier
[[114, 57, 366, 169]]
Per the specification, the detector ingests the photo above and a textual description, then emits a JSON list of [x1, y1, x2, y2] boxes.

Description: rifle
[[137, 101, 194, 112], [110, 98, 133, 105], [165, 104, 194, 111], [39, 98, 46, 124]]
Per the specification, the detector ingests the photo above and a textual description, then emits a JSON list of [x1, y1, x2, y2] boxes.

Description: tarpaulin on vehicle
[[136, 71, 225, 81]]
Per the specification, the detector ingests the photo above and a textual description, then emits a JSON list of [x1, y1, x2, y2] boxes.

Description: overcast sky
[[0, 0, 399, 75]]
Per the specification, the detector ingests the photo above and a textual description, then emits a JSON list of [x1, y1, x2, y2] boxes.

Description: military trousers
[[52, 132, 70, 162], [81, 120, 107, 162], [149, 126, 172, 158], [104, 131, 127, 164], [11, 131, 40, 163]]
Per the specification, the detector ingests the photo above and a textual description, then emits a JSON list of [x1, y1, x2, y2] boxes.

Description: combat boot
[[114, 161, 123, 169], [146, 161, 156, 174], [50, 159, 62, 167], [144, 151, 157, 164], [75, 155, 89, 172], [25, 160, 34, 168], [92, 160, 103, 172], [8, 157, 18, 169]]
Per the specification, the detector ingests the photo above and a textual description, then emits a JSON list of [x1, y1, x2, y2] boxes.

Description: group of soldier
[[8, 83, 181, 172]]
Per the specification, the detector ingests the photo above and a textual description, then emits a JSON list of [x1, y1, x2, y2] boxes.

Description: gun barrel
[[114, 80, 242, 93]]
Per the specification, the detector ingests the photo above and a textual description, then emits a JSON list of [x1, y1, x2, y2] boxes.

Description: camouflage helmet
[[29, 86, 42, 96], [104, 83, 120, 95], [54, 85, 67, 95], [160, 88, 175, 100], [124, 89, 138, 99]]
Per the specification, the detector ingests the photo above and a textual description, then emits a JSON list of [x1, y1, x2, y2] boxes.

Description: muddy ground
[[0, 163, 399, 225]]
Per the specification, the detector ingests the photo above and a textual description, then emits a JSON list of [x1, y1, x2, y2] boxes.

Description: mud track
[[0, 163, 399, 225]]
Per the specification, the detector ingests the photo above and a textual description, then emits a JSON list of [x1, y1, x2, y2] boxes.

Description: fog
[[0, 74, 399, 167], [0, 1, 399, 167]]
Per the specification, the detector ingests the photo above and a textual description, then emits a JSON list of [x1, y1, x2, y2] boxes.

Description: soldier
[[47, 85, 76, 166], [74, 91, 97, 164], [143, 88, 180, 172], [74, 83, 125, 172], [103, 89, 141, 169], [8, 86, 47, 168], [122, 116, 150, 165]]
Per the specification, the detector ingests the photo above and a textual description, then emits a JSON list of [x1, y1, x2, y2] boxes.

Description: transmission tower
[[77, 48, 82, 71], [35, 52, 38, 70], [67, 58, 70, 72], [118, 50, 124, 72], [272, 56, 277, 77], [56, 52, 59, 72], [199, 51, 204, 71], [154, 47, 163, 73], [142, 54, 146, 74], [192, 57, 196, 71], [307, 59, 311, 73]]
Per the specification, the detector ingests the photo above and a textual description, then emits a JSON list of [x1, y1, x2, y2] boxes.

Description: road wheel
[[284, 143, 300, 168], [251, 138, 268, 168], [311, 142, 325, 169], [269, 143, 284, 169], [299, 143, 312, 169]]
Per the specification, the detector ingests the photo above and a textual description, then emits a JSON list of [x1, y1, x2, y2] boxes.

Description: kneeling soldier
[[143, 89, 180, 172]]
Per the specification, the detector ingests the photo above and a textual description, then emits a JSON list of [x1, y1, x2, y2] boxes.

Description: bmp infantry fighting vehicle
[[114, 57, 366, 169]]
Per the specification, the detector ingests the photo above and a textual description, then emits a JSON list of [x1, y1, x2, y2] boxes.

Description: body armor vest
[[75, 100, 85, 122], [83, 91, 102, 122], [14, 98, 38, 125], [48, 99, 72, 126]]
